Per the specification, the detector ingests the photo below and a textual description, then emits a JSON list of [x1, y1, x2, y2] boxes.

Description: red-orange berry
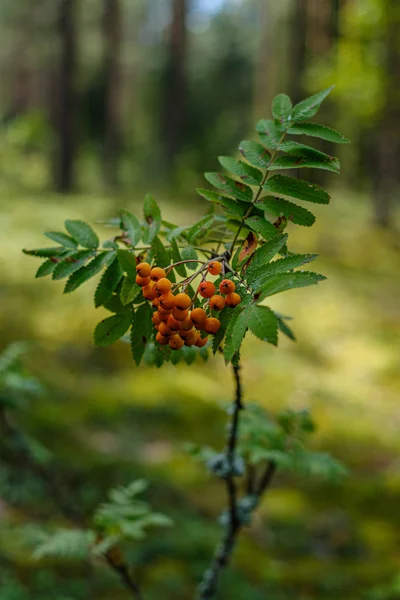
[[159, 322, 173, 337], [180, 316, 193, 331], [209, 295, 225, 311], [136, 274, 151, 287], [190, 308, 207, 329], [174, 293, 192, 311], [195, 335, 208, 348], [150, 267, 166, 282], [159, 310, 170, 322], [225, 292, 241, 307], [167, 314, 181, 332], [159, 292, 175, 310], [152, 297, 160, 307], [204, 317, 221, 334], [219, 279, 236, 295], [158, 305, 171, 316], [136, 262, 151, 278], [172, 307, 189, 321], [183, 328, 198, 346], [179, 327, 194, 339], [155, 277, 172, 295], [142, 282, 157, 300], [156, 332, 169, 345], [207, 261, 222, 276], [199, 281, 216, 298], [152, 312, 162, 326], [169, 334, 184, 350]]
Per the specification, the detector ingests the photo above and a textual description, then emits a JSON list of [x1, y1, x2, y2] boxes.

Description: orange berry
[[159, 292, 175, 310], [167, 315, 181, 332], [152, 296, 160, 307], [159, 310, 170, 321], [174, 293, 192, 311], [142, 282, 157, 300], [136, 274, 151, 287], [172, 307, 189, 321], [195, 335, 208, 348], [156, 332, 169, 345], [183, 328, 198, 346], [155, 277, 172, 295], [219, 279, 236, 295], [204, 317, 221, 334], [179, 327, 194, 339], [158, 304, 171, 316], [152, 312, 162, 326], [190, 308, 207, 329], [225, 292, 241, 307], [136, 262, 151, 278], [180, 316, 193, 331], [159, 322, 173, 337], [169, 334, 184, 350], [199, 281, 216, 298], [207, 261, 222, 276], [150, 267, 166, 282], [210, 295, 225, 311]]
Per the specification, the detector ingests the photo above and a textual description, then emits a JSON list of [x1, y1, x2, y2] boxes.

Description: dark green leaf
[[268, 154, 340, 174], [35, 259, 58, 278], [248, 305, 278, 345], [218, 156, 263, 186], [204, 172, 253, 202], [275, 313, 296, 341], [244, 216, 277, 240], [245, 234, 288, 280], [120, 277, 142, 305], [103, 293, 130, 314], [272, 94, 292, 122], [254, 271, 326, 302], [165, 226, 189, 241], [130, 303, 153, 366], [149, 236, 170, 268], [181, 246, 199, 271], [263, 174, 330, 204], [142, 194, 161, 244], [196, 188, 245, 217], [248, 254, 318, 288], [288, 122, 350, 144], [259, 196, 316, 227], [120, 209, 141, 246], [64, 220, 99, 249], [292, 86, 334, 122], [44, 231, 78, 248], [212, 307, 232, 355], [278, 141, 340, 173], [52, 250, 95, 280], [94, 258, 123, 307], [117, 249, 137, 279], [170, 238, 186, 277], [239, 140, 270, 169], [224, 304, 252, 364], [23, 247, 69, 258], [94, 313, 132, 347], [187, 215, 215, 244], [64, 251, 116, 293], [255, 119, 282, 149]]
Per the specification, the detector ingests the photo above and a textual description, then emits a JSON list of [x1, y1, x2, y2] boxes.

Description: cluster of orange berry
[[134, 260, 241, 350]]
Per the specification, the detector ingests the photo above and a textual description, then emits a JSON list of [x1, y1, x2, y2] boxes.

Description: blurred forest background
[[1, 0, 400, 599]]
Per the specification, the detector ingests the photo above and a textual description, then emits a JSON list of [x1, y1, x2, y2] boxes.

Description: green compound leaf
[[130, 303, 153, 366], [223, 301, 252, 364], [272, 93, 293, 123], [212, 307, 233, 355], [248, 305, 278, 345], [64, 220, 99, 249], [35, 259, 60, 278], [149, 235, 170, 268], [23, 246, 69, 258], [254, 271, 326, 302], [268, 154, 340, 174], [244, 216, 278, 240], [64, 251, 116, 293], [117, 249, 137, 280], [187, 214, 215, 245], [244, 234, 288, 280], [239, 140, 270, 169], [181, 246, 199, 271], [196, 188, 245, 217], [120, 277, 142, 305], [44, 231, 78, 248], [94, 313, 132, 347], [94, 257, 123, 307], [263, 174, 330, 204], [142, 194, 161, 244], [170, 238, 186, 277], [204, 172, 253, 202], [288, 122, 350, 144], [278, 141, 340, 173], [258, 197, 316, 227], [255, 119, 282, 149], [120, 209, 141, 246], [248, 254, 318, 289], [52, 250, 96, 280], [218, 156, 263, 186], [292, 86, 334, 122], [276, 314, 296, 341]]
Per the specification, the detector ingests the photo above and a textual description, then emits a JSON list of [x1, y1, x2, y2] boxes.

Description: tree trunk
[[54, 0, 77, 193], [102, 0, 122, 190], [163, 0, 187, 171]]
